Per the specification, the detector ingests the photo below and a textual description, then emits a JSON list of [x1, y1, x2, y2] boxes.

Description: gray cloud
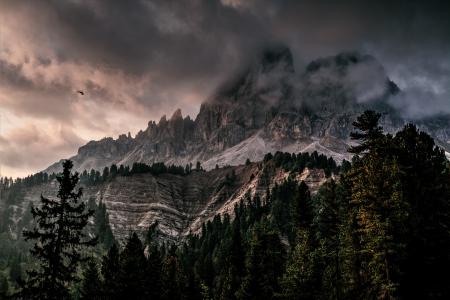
[[0, 124, 85, 177], [1, 0, 449, 115], [0, 0, 449, 176]]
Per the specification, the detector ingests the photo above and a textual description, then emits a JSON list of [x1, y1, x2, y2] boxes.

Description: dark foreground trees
[[344, 111, 450, 299], [17, 160, 97, 300]]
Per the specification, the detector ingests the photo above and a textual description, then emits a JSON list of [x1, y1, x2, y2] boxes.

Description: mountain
[[45, 46, 450, 173], [6, 159, 334, 242]]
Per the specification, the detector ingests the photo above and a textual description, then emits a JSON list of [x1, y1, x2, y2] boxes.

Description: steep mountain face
[[12, 162, 333, 242], [45, 46, 450, 174], [7, 47, 450, 244]]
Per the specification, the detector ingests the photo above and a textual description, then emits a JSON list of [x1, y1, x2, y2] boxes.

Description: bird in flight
[[77, 90, 85, 95]]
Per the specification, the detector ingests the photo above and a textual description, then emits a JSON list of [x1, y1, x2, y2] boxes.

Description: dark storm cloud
[[2, 0, 449, 114], [29, 0, 271, 80], [0, 0, 274, 122], [0, 0, 449, 176]]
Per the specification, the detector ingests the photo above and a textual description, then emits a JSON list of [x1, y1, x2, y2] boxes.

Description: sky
[[0, 0, 449, 178]]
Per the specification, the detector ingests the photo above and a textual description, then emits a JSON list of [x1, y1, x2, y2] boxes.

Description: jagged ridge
[[44, 47, 450, 174]]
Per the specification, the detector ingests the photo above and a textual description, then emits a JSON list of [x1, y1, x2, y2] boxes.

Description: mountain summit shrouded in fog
[[44, 46, 450, 174]]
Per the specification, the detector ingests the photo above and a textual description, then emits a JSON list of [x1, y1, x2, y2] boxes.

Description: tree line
[[264, 150, 344, 177], [0, 160, 202, 195], [79, 161, 203, 186]]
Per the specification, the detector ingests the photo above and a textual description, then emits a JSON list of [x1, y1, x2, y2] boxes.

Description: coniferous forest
[[1, 110, 449, 300]]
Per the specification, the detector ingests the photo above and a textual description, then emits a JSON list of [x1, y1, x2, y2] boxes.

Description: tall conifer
[[18, 160, 96, 300]]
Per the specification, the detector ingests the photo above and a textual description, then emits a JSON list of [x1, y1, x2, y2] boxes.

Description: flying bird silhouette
[[77, 90, 85, 95]]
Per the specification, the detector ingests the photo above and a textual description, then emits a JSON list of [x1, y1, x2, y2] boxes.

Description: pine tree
[[118, 233, 148, 299], [270, 179, 298, 237], [313, 179, 343, 299], [101, 244, 120, 299], [347, 114, 410, 299], [146, 224, 163, 300], [110, 164, 118, 178], [95, 201, 115, 249], [236, 242, 260, 300], [348, 110, 383, 155], [89, 169, 96, 185], [237, 226, 284, 300], [393, 124, 450, 298], [219, 217, 245, 300], [291, 181, 312, 231], [161, 252, 186, 300], [80, 260, 102, 300], [102, 166, 110, 181], [18, 160, 96, 300], [352, 152, 409, 299], [280, 223, 327, 299]]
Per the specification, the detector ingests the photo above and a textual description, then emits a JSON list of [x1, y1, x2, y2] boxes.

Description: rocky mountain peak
[[170, 108, 183, 121], [158, 115, 167, 125], [43, 47, 450, 176], [117, 133, 132, 141]]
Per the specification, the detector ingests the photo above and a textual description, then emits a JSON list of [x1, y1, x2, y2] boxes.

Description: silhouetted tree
[[118, 233, 148, 299], [101, 244, 121, 299], [18, 160, 96, 300]]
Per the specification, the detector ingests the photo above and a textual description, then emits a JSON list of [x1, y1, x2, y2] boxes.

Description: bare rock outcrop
[[16, 162, 331, 243]]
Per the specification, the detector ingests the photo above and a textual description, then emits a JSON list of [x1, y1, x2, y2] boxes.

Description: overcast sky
[[0, 0, 449, 178]]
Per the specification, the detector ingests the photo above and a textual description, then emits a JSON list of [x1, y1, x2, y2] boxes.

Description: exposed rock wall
[[12, 162, 332, 243]]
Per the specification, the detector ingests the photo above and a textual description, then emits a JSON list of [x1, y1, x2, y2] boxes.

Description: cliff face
[[13, 162, 333, 242], [44, 47, 450, 175]]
